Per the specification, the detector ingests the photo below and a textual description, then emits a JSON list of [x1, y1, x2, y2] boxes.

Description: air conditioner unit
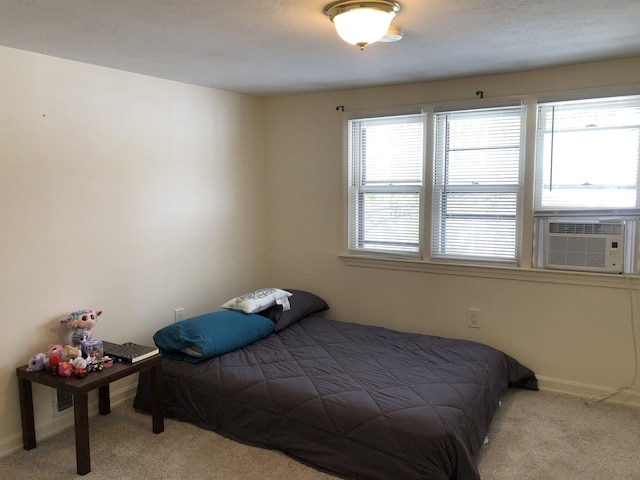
[[545, 220, 625, 273]]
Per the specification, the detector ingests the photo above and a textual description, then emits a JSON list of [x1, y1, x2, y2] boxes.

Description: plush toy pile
[[26, 309, 113, 378]]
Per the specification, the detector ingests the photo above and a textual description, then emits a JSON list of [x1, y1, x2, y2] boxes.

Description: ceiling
[[1, 0, 640, 97]]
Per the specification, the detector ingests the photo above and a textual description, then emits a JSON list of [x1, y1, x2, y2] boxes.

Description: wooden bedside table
[[16, 354, 164, 475]]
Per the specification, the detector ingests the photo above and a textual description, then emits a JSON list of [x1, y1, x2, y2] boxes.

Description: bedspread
[[134, 316, 537, 479]]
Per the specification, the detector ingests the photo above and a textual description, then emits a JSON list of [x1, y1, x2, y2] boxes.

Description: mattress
[[134, 316, 537, 480]]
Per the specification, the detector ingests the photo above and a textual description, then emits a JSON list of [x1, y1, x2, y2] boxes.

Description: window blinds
[[432, 106, 524, 262], [348, 114, 424, 254]]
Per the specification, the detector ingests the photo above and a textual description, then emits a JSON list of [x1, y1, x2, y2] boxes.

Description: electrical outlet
[[468, 308, 481, 328], [175, 308, 185, 323]]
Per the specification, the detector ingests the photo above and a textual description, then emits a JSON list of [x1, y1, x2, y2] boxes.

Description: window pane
[[440, 191, 518, 216], [536, 96, 640, 210], [358, 192, 421, 252], [447, 149, 520, 185], [433, 217, 517, 259], [361, 118, 423, 185]]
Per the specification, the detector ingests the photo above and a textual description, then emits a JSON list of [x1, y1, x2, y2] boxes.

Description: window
[[347, 114, 424, 255], [343, 92, 640, 275], [535, 95, 640, 213], [432, 106, 525, 263], [533, 95, 640, 274]]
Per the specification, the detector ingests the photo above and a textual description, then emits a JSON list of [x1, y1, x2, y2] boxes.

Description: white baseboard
[[536, 375, 640, 407], [0, 383, 138, 458]]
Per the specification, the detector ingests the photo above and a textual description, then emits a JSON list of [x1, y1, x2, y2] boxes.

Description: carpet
[[1, 389, 639, 479]]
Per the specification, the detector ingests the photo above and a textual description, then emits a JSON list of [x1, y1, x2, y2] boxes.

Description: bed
[[134, 289, 537, 480]]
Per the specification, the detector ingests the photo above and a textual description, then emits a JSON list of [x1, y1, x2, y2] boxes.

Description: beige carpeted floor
[[1, 389, 639, 479]]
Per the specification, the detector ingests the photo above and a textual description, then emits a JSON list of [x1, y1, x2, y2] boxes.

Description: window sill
[[338, 254, 639, 290]]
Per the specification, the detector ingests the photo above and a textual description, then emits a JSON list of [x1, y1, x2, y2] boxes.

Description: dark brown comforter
[[134, 316, 537, 479]]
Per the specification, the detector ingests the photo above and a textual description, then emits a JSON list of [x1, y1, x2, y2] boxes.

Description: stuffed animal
[[72, 357, 87, 370], [47, 352, 62, 375], [60, 309, 102, 346], [26, 352, 46, 372], [44, 344, 65, 374], [57, 361, 74, 377], [63, 344, 80, 361], [48, 344, 65, 357]]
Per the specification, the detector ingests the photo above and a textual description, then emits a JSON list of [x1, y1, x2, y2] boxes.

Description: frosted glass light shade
[[333, 8, 395, 47], [325, 1, 401, 50]]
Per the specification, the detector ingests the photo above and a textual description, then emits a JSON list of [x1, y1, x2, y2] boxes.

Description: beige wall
[[263, 57, 640, 399], [0, 46, 267, 453]]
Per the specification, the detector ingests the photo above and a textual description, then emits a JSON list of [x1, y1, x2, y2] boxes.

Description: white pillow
[[222, 288, 292, 314]]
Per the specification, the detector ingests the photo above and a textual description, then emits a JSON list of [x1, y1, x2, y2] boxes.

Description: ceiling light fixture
[[324, 0, 401, 51]]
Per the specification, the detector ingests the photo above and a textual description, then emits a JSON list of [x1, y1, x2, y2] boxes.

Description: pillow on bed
[[153, 310, 275, 363], [259, 289, 329, 332], [221, 288, 292, 314]]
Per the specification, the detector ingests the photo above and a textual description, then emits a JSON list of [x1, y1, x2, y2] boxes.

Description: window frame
[[431, 105, 526, 265]]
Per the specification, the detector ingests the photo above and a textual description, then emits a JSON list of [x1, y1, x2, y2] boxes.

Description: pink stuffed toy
[[48, 344, 64, 356], [60, 309, 102, 346]]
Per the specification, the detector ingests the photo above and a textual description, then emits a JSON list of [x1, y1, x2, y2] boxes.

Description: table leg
[[73, 392, 91, 475], [18, 378, 36, 450], [98, 384, 110, 415], [151, 363, 164, 434]]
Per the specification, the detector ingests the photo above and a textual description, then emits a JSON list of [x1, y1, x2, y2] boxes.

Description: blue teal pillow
[[153, 310, 275, 363]]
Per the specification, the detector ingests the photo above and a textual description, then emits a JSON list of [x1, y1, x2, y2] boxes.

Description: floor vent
[[56, 389, 73, 412]]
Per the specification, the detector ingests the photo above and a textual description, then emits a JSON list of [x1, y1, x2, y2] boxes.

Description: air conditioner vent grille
[[548, 236, 607, 268], [549, 222, 623, 236]]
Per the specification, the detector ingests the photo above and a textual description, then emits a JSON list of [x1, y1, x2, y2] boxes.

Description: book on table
[[102, 341, 159, 363]]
